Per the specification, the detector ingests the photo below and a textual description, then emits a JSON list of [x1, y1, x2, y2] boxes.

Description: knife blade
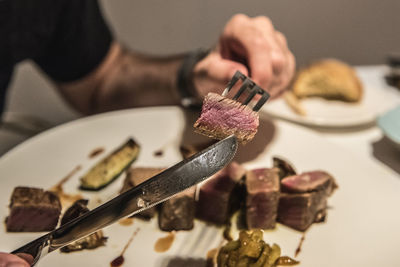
[[12, 135, 238, 266]]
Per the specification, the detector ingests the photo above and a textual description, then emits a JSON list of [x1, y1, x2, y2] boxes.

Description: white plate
[[262, 66, 400, 128], [1, 107, 400, 267]]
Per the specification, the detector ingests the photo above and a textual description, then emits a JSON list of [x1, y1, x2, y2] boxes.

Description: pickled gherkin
[[217, 230, 299, 267]]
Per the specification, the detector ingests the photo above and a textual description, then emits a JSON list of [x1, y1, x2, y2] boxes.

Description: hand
[[0, 252, 33, 267], [193, 14, 295, 99]]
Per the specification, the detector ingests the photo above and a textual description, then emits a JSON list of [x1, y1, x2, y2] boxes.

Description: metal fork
[[221, 71, 270, 111]]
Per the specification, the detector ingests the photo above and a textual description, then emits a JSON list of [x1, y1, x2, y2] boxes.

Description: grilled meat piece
[[120, 167, 165, 220], [60, 199, 107, 252], [6, 187, 61, 232], [194, 93, 259, 144], [278, 171, 337, 231], [196, 162, 246, 225], [158, 187, 196, 231], [280, 171, 336, 194], [245, 168, 280, 229]]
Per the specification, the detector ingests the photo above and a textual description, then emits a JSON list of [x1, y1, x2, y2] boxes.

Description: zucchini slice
[[80, 138, 140, 190]]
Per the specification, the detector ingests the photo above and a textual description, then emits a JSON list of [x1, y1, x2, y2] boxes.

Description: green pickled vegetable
[[217, 230, 299, 267]]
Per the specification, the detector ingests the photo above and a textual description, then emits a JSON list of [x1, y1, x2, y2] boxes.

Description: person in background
[[0, 1, 294, 265]]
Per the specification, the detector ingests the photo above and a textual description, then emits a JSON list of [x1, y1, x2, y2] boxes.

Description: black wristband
[[177, 49, 209, 108]]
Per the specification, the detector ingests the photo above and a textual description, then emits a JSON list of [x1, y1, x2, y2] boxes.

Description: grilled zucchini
[[80, 138, 140, 190]]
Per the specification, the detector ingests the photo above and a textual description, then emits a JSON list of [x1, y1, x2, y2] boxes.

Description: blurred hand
[[0, 252, 32, 267], [193, 14, 295, 99]]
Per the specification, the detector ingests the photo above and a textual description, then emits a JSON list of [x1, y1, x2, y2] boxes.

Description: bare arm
[[56, 14, 295, 115], [57, 42, 185, 114]]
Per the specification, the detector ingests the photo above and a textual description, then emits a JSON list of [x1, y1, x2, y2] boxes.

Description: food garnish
[[80, 138, 140, 190]]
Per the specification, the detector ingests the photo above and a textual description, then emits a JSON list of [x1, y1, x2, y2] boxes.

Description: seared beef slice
[[158, 186, 196, 231], [6, 187, 61, 232], [194, 93, 259, 144], [121, 167, 164, 220], [246, 168, 280, 229], [278, 171, 337, 231], [196, 162, 246, 225]]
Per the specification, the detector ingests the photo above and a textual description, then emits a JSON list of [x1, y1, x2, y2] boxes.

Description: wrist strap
[[177, 49, 209, 108]]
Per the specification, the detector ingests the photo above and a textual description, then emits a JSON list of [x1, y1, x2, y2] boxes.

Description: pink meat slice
[[194, 93, 259, 144]]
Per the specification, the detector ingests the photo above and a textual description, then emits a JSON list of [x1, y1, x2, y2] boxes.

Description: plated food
[[216, 229, 299, 267], [292, 59, 363, 103], [3, 107, 400, 266]]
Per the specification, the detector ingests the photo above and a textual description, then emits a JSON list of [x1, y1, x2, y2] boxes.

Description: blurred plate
[[377, 105, 400, 149], [1, 107, 400, 266], [262, 66, 400, 128]]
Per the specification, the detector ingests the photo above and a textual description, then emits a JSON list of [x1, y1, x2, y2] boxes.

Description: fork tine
[[242, 89, 258, 105], [252, 90, 270, 111], [233, 79, 253, 100], [222, 71, 247, 96]]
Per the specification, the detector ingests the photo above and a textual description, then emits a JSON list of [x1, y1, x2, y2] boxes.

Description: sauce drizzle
[[50, 165, 83, 206], [110, 227, 140, 267], [154, 231, 176, 253], [153, 150, 164, 157], [119, 217, 134, 226], [89, 147, 105, 159], [295, 233, 306, 257]]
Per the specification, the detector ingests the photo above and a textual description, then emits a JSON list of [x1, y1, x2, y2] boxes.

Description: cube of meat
[[196, 162, 246, 225], [194, 93, 259, 144], [277, 171, 338, 231], [158, 186, 196, 231], [246, 168, 280, 229], [6, 187, 61, 232]]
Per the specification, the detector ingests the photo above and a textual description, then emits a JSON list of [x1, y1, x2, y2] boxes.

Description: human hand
[[0, 252, 33, 267], [193, 14, 295, 99]]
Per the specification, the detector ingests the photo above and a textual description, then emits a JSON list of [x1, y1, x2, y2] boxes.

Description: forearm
[[58, 43, 185, 114]]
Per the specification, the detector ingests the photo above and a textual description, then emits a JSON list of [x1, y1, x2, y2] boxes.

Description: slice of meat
[[280, 171, 336, 194], [278, 171, 337, 231], [6, 187, 61, 232], [120, 167, 165, 220], [196, 162, 246, 225], [60, 199, 107, 252], [158, 186, 196, 231], [194, 93, 259, 144], [245, 168, 280, 229]]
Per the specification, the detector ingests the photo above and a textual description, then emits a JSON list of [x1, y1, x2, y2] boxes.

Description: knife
[[11, 135, 238, 266]]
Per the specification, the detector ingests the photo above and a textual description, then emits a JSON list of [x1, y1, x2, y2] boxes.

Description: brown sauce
[[110, 255, 124, 267], [153, 150, 164, 157], [110, 228, 140, 267], [295, 233, 306, 257], [119, 218, 134, 226], [207, 248, 218, 260], [89, 147, 105, 159], [50, 165, 83, 206], [154, 232, 176, 253]]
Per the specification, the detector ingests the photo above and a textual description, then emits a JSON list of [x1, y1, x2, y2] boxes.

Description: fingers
[[0, 252, 31, 267], [193, 52, 249, 97], [219, 14, 296, 98]]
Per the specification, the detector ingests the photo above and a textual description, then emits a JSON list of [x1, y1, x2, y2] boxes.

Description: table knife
[[11, 135, 238, 266]]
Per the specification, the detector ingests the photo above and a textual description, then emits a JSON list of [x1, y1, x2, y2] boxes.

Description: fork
[[221, 71, 270, 111]]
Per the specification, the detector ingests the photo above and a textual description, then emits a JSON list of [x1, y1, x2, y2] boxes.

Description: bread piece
[[292, 59, 363, 102]]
